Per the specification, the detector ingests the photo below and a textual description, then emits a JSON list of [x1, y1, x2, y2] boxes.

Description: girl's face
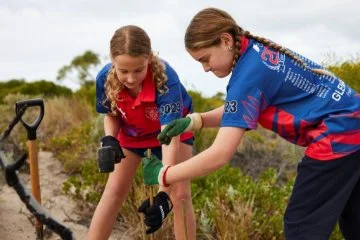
[[187, 38, 234, 78], [112, 54, 150, 93]]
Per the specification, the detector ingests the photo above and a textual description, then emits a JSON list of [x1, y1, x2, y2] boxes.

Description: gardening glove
[[100, 135, 125, 163], [142, 153, 163, 186], [138, 191, 173, 234], [157, 112, 202, 145]]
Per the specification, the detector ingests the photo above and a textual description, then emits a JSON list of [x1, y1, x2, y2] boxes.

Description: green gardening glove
[[142, 154, 163, 185], [157, 117, 191, 145]]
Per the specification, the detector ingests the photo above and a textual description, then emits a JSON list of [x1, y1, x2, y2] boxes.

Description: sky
[[1, 0, 360, 97]]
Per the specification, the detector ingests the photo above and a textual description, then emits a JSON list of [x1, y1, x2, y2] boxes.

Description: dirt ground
[[0, 151, 122, 240]]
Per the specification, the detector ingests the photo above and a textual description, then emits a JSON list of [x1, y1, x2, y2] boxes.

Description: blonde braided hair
[[242, 31, 331, 75], [105, 25, 168, 115]]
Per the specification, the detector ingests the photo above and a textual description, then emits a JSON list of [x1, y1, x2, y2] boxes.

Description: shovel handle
[[16, 99, 45, 239], [15, 99, 44, 140]]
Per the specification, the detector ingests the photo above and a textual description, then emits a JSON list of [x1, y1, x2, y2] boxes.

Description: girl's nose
[[127, 74, 136, 83], [202, 63, 211, 72]]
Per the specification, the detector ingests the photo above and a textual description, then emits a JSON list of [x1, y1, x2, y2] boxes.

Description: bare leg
[[171, 143, 196, 240], [87, 149, 141, 240]]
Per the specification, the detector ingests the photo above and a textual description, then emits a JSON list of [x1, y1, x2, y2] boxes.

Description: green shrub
[[191, 166, 343, 239], [49, 120, 100, 173], [74, 84, 96, 110], [0, 79, 72, 104]]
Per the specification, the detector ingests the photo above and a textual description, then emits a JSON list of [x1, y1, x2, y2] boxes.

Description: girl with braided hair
[[88, 25, 196, 239], [138, 7, 360, 239]]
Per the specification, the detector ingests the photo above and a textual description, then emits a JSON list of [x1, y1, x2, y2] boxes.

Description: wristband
[[158, 165, 171, 187], [185, 112, 203, 132]]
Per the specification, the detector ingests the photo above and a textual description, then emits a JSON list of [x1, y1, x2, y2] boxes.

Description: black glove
[[138, 191, 173, 234], [100, 135, 125, 163]]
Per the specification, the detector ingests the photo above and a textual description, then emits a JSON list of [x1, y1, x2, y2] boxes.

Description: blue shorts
[[122, 137, 194, 160]]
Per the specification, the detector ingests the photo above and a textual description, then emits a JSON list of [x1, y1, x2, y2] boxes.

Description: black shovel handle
[[15, 99, 45, 140]]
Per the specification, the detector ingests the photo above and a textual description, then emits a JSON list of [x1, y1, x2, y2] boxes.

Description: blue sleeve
[[96, 63, 112, 114], [221, 42, 278, 129], [156, 62, 185, 125], [221, 54, 270, 129], [222, 83, 268, 129]]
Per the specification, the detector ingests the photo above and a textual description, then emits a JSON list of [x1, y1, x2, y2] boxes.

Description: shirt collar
[[240, 35, 249, 55], [117, 66, 155, 106]]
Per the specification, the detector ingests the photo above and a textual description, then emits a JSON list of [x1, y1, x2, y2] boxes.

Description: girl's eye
[[200, 58, 209, 64], [135, 69, 144, 73]]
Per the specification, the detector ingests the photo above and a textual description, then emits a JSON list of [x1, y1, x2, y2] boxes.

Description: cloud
[[0, 0, 359, 96]]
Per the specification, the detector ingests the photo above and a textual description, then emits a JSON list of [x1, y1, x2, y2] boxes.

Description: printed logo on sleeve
[[159, 101, 181, 116], [225, 100, 238, 113]]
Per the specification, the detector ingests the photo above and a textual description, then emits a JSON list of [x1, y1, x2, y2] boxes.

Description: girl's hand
[[100, 136, 125, 162], [141, 154, 163, 185], [157, 117, 192, 145], [158, 113, 202, 145], [138, 191, 173, 234]]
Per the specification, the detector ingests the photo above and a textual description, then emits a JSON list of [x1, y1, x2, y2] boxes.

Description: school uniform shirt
[[222, 37, 360, 160], [96, 61, 193, 148]]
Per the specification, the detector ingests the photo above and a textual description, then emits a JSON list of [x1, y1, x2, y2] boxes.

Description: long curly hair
[[185, 7, 332, 76], [105, 25, 168, 114]]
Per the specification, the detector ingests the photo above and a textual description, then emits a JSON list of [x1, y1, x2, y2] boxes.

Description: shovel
[[16, 98, 45, 239]]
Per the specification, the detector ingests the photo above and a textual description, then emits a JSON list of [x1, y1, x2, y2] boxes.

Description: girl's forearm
[[165, 146, 227, 184], [161, 136, 180, 166], [104, 114, 121, 136], [160, 123, 180, 166], [165, 127, 245, 184], [201, 105, 224, 128], [158, 133, 180, 194]]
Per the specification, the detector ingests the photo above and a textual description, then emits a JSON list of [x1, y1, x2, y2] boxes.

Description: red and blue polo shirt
[[96, 61, 193, 148], [222, 37, 360, 160]]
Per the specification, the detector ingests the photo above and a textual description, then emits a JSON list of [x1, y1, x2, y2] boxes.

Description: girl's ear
[[220, 32, 234, 48]]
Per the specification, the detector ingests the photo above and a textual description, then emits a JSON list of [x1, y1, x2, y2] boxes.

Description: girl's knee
[[102, 181, 130, 200], [170, 185, 192, 206]]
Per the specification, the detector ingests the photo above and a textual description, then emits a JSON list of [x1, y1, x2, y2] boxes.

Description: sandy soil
[[0, 151, 122, 240]]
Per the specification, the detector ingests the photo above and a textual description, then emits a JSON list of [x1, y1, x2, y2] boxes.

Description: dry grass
[[117, 182, 177, 239], [0, 94, 93, 147], [38, 96, 93, 144], [213, 194, 256, 240]]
